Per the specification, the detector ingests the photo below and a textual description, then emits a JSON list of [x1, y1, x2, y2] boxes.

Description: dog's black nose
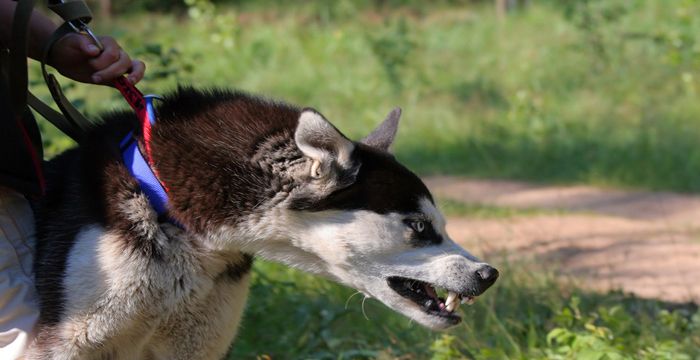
[[475, 265, 499, 289]]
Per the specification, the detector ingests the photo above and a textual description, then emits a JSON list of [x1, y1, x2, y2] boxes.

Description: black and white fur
[[29, 88, 498, 359]]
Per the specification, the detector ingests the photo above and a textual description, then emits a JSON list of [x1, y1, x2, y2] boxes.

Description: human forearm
[[1, 0, 144, 85], [0, 0, 58, 60]]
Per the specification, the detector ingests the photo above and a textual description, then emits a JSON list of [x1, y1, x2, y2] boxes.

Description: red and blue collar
[[114, 78, 174, 222], [119, 95, 171, 217]]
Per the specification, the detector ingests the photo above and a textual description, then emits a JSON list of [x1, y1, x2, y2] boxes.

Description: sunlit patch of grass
[[437, 198, 562, 219]]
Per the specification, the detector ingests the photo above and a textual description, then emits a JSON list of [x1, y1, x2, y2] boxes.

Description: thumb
[[74, 34, 101, 56]]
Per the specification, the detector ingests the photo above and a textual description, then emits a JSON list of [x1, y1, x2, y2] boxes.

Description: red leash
[[71, 25, 157, 169], [113, 76, 156, 167], [26, 4, 173, 214], [58, 16, 172, 203]]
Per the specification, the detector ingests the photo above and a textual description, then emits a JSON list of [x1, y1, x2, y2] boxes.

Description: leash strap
[[8, 0, 34, 119], [7, 0, 46, 193], [45, 0, 172, 217], [113, 77, 157, 166], [40, 1, 157, 167], [9, 0, 95, 143], [47, 0, 93, 23], [26, 91, 83, 141], [38, 1, 98, 141], [9, 0, 174, 219]]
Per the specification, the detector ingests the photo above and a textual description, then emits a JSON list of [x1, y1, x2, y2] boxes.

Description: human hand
[[48, 33, 145, 85]]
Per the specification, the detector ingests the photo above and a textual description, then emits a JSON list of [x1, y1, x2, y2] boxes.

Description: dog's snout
[[475, 265, 499, 289]]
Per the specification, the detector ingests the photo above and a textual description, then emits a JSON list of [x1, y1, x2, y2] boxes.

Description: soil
[[425, 176, 700, 304]]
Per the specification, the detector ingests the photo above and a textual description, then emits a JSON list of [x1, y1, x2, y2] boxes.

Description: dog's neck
[[147, 121, 307, 232]]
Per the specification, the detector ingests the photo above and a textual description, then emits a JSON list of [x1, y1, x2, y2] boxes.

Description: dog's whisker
[[361, 295, 371, 321], [344, 291, 362, 310]]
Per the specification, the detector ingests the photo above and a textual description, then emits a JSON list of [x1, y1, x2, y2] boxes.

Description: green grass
[[231, 260, 700, 359], [32, 0, 700, 192], [437, 198, 561, 219]]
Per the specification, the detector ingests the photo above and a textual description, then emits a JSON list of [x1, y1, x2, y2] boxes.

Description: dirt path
[[425, 176, 700, 304]]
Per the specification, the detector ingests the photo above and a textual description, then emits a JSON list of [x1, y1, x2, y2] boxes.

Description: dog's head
[[245, 107, 499, 329]]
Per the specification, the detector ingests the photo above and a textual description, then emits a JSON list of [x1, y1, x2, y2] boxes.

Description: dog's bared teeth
[[445, 292, 457, 309], [445, 291, 460, 312]]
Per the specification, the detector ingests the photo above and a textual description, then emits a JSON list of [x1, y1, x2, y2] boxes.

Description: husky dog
[[29, 88, 498, 359]]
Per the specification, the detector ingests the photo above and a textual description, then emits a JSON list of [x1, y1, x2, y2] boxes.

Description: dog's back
[[30, 89, 289, 359]]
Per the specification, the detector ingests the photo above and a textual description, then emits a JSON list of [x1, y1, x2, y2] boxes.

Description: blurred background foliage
[[29, 0, 700, 358], [33, 0, 700, 192]]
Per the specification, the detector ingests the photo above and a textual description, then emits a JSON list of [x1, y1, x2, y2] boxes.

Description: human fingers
[[127, 60, 146, 84], [49, 33, 95, 66], [91, 49, 133, 84], [87, 37, 121, 73]]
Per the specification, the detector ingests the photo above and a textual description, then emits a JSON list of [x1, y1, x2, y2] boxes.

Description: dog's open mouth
[[387, 276, 478, 325]]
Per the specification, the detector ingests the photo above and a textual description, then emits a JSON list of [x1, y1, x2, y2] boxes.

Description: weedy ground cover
[[232, 259, 699, 359]]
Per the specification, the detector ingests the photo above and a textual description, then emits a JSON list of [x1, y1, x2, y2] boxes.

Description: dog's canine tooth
[[445, 291, 459, 312], [445, 291, 457, 306]]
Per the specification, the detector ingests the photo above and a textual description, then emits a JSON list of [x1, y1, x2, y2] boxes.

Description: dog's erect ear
[[295, 109, 355, 179], [361, 107, 401, 152]]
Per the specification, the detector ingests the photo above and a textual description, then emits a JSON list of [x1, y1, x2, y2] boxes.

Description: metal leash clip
[[69, 22, 104, 51], [51, 0, 104, 51]]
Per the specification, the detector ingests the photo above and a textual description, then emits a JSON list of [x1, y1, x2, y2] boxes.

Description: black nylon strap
[[40, 21, 91, 140], [27, 91, 82, 141], [8, 0, 90, 143], [47, 1, 93, 24], [8, 0, 35, 117]]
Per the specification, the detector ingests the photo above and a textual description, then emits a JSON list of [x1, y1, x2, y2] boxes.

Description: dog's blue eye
[[411, 220, 425, 233]]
